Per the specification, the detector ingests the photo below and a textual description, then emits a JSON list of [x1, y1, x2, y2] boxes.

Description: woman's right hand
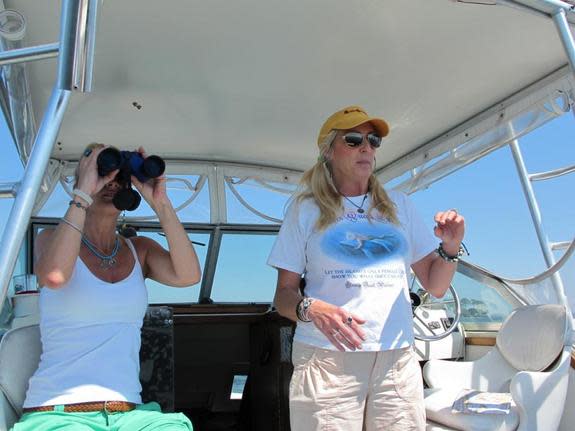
[[75, 145, 118, 196], [308, 300, 366, 351]]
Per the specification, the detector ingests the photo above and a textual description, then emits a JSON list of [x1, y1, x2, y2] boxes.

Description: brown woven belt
[[23, 401, 136, 413]]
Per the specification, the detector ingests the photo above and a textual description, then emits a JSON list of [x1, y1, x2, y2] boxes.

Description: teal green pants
[[11, 402, 193, 431]]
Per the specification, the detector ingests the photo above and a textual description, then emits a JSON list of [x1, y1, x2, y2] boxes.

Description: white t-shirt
[[267, 190, 436, 351], [24, 239, 148, 407]]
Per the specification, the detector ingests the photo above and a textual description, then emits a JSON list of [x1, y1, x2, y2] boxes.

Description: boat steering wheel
[[410, 283, 462, 341]]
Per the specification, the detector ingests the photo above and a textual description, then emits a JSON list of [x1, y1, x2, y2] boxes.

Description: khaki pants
[[290, 342, 425, 431]]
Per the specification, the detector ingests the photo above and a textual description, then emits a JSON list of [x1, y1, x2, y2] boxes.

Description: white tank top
[[23, 239, 149, 407]]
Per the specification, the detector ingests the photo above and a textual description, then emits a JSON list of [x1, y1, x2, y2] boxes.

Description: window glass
[[451, 272, 515, 326], [411, 271, 515, 328], [211, 232, 278, 302], [139, 231, 210, 304], [225, 178, 295, 224]]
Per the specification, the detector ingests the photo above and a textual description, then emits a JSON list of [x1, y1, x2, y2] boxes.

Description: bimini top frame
[[0, 0, 574, 311]]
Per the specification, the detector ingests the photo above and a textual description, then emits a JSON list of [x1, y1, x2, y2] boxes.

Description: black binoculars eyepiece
[[97, 149, 165, 182], [96, 149, 165, 211]]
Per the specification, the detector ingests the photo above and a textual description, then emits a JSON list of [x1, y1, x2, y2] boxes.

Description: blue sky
[[0, 111, 572, 309]]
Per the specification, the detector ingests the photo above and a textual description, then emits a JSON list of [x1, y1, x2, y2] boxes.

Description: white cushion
[[426, 419, 457, 430], [0, 325, 41, 416], [0, 392, 18, 431], [424, 388, 519, 431], [497, 305, 566, 372], [424, 349, 517, 393]]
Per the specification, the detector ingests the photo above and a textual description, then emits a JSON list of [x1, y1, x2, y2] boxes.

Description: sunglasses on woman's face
[[342, 132, 382, 149]]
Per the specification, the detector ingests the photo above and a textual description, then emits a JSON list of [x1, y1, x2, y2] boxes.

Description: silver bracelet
[[60, 217, 83, 234], [296, 297, 315, 322], [72, 188, 93, 206]]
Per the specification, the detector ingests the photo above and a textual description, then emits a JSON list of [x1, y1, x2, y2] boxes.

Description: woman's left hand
[[434, 209, 465, 254], [131, 147, 170, 211]]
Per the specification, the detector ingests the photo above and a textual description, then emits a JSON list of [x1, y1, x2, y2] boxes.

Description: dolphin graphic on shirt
[[339, 232, 396, 259], [321, 221, 407, 264]]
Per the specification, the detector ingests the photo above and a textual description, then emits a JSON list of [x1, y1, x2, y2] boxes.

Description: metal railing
[[0, 0, 99, 311]]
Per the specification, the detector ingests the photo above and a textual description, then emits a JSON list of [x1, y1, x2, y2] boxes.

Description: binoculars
[[97, 148, 166, 211]]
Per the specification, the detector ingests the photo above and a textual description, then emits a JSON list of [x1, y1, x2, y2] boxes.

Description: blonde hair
[[295, 131, 399, 230]]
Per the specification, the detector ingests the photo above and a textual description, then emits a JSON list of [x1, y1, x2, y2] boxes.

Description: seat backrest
[[496, 304, 566, 372], [0, 325, 41, 418], [140, 306, 175, 412]]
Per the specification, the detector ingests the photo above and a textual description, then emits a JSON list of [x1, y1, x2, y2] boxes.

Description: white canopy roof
[[5, 0, 574, 176]]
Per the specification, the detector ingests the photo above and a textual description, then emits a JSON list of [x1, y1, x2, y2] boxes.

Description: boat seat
[[423, 304, 571, 431], [426, 419, 457, 430], [0, 324, 40, 431], [0, 306, 175, 431]]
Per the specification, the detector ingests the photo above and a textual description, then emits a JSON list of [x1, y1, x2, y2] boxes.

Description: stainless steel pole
[[509, 140, 568, 306], [0, 182, 19, 198], [0, 43, 59, 67], [0, 0, 95, 307], [553, 8, 575, 76], [0, 88, 70, 305]]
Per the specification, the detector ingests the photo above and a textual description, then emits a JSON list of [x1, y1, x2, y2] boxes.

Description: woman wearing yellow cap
[[267, 106, 465, 430]]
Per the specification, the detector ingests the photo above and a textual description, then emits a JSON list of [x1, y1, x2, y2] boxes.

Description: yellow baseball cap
[[317, 105, 389, 146]]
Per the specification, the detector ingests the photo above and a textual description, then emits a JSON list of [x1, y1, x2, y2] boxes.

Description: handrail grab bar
[[529, 163, 575, 181]]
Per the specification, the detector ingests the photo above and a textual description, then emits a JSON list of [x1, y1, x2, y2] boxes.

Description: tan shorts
[[290, 342, 425, 431]]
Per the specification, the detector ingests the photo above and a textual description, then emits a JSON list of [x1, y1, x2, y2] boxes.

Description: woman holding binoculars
[[12, 144, 200, 431]]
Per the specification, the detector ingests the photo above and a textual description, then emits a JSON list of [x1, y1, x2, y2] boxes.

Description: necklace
[[342, 193, 368, 213], [81, 235, 120, 269]]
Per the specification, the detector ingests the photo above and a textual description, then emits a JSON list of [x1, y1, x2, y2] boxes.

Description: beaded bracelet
[[69, 200, 89, 211], [72, 188, 93, 206], [436, 242, 468, 263]]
